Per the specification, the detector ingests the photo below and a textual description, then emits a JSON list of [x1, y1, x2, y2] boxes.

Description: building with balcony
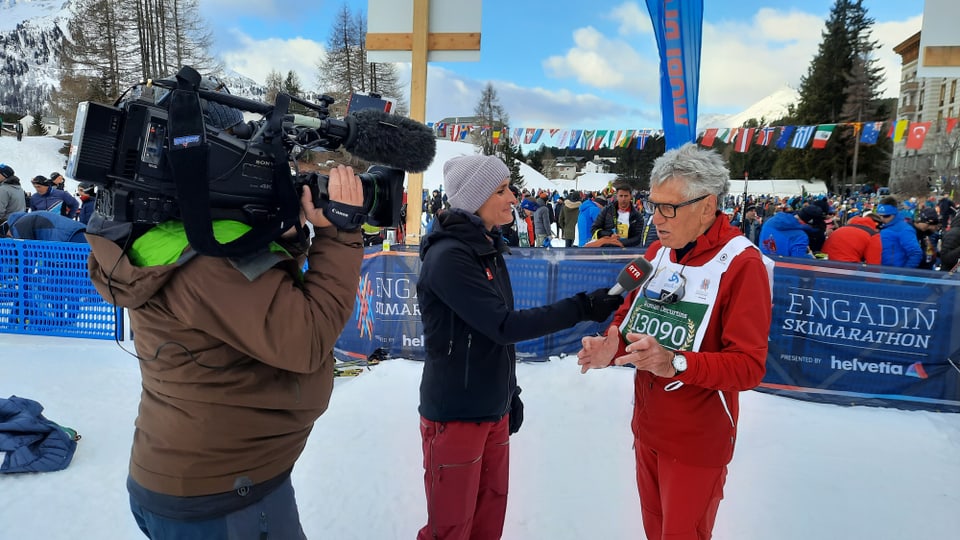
[[891, 31, 960, 194]]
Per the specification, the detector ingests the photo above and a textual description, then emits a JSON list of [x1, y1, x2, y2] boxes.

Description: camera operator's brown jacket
[[86, 225, 362, 497]]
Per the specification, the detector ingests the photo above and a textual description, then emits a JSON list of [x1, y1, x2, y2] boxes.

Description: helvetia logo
[[830, 356, 928, 379], [905, 362, 929, 379]]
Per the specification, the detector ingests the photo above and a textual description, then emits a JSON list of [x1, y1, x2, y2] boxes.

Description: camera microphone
[[343, 109, 437, 173], [287, 109, 437, 173], [608, 256, 655, 295]]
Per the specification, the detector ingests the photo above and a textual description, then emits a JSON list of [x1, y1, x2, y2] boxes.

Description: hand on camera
[[577, 287, 626, 322], [300, 165, 363, 230]]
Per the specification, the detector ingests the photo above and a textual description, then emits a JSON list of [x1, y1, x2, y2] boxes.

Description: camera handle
[[167, 67, 301, 258]]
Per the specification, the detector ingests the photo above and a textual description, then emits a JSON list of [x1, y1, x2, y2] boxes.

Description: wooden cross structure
[[366, 0, 481, 244]]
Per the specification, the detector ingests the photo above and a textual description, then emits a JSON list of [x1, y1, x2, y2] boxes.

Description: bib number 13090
[[631, 314, 690, 350]]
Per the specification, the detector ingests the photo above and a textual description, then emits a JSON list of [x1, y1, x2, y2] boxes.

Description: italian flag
[[811, 124, 836, 149]]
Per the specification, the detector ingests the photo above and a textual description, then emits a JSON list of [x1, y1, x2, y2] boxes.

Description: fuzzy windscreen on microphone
[[344, 109, 437, 173]]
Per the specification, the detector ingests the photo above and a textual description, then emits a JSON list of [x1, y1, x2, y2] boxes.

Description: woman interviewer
[[415, 155, 625, 539]]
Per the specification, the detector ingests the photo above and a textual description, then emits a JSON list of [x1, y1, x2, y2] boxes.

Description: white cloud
[[697, 9, 825, 110], [417, 65, 656, 129], [873, 15, 924, 98], [540, 5, 923, 116], [542, 26, 659, 100], [219, 30, 326, 87], [608, 1, 651, 36]]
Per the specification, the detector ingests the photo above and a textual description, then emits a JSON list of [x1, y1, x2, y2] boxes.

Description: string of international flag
[[428, 118, 959, 152]]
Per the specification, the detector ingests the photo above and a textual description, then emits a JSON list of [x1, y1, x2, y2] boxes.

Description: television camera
[[67, 65, 436, 257]]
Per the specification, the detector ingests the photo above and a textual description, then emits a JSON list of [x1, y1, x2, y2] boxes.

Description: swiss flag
[[905, 121, 931, 150], [733, 128, 755, 153]]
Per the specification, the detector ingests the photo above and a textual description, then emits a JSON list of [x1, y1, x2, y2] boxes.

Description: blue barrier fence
[[0, 239, 122, 340], [3, 239, 959, 412]]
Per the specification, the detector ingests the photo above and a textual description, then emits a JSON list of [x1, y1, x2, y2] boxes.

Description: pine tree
[[774, 0, 890, 190], [29, 111, 48, 136]]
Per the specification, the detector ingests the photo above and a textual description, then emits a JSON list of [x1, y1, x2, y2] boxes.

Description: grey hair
[[649, 142, 730, 199]]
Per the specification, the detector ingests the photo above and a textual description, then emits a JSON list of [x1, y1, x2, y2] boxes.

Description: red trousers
[[634, 441, 726, 540], [417, 415, 510, 540]]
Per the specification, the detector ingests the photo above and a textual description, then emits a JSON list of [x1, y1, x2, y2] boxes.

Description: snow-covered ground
[[2, 334, 959, 539]]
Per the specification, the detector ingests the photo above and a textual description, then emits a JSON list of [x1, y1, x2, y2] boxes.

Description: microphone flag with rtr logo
[[646, 0, 704, 150]]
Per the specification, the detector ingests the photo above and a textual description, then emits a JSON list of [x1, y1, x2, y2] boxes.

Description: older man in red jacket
[[578, 143, 773, 540]]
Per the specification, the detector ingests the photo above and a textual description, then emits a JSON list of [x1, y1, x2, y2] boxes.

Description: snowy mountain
[[0, 0, 71, 113], [699, 86, 799, 129], [0, 0, 270, 115]]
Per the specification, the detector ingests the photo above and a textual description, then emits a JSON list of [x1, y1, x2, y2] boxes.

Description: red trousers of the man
[[635, 441, 727, 540], [417, 415, 510, 540]]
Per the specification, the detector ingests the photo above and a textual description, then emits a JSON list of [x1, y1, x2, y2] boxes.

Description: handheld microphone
[[608, 256, 654, 295], [287, 109, 437, 173]]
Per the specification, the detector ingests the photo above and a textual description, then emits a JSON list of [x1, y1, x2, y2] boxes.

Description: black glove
[[577, 288, 626, 322], [508, 388, 524, 435]]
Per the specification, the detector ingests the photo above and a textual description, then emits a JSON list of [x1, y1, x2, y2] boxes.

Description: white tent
[[415, 140, 551, 193], [728, 179, 828, 198], [555, 172, 618, 193]]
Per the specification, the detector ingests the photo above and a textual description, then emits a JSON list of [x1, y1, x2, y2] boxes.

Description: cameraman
[[86, 165, 364, 539]]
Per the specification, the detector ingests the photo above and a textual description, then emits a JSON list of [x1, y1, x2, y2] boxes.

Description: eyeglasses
[[643, 194, 711, 218], [641, 268, 687, 305]]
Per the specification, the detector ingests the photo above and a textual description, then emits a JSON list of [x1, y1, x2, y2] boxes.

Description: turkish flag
[[905, 121, 931, 150], [947, 117, 958, 134]]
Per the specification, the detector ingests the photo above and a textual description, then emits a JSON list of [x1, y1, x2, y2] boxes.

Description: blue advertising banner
[[334, 247, 636, 361], [761, 259, 960, 412], [335, 247, 426, 361], [646, 0, 703, 149], [335, 248, 960, 412]]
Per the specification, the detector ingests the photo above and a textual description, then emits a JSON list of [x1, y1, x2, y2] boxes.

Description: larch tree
[[56, 0, 218, 126], [474, 82, 509, 157], [315, 3, 408, 118]]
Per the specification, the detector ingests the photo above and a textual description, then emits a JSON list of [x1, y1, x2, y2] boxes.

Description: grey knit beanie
[[443, 155, 510, 214]]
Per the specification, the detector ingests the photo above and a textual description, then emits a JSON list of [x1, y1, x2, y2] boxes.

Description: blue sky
[[198, 0, 923, 130]]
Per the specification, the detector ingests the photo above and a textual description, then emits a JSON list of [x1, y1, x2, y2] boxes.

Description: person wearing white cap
[[415, 154, 626, 539]]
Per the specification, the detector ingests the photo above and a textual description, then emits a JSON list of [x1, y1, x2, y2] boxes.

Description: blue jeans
[[130, 476, 307, 540]]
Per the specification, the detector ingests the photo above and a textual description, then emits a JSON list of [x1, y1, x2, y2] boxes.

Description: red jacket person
[[578, 143, 773, 540]]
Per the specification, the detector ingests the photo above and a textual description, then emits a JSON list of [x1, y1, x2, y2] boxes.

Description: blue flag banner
[[646, 0, 703, 150], [775, 125, 796, 149], [761, 258, 960, 412], [860, 121, 882, 144]]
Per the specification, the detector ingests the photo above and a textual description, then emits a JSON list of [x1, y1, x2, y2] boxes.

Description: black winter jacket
[[417, 209, 589, 422], [591, 204, 645, 247]]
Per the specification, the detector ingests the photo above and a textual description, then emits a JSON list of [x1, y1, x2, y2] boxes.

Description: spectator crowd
[[0, 163, 98, 242], [5, 156, 959, 273], [423, 178, 958, 273]]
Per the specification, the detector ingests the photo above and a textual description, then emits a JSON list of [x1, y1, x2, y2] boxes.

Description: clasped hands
[[576, 325, 676, 378]]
